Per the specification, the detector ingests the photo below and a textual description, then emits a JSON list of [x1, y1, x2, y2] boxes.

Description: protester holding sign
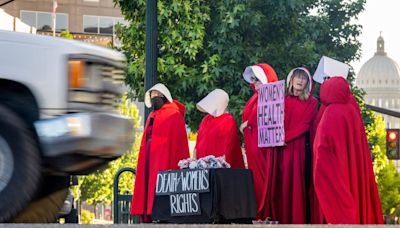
[[263, 67, 317, 223], [130, 83, 190, 223], [240, 63, 278, 219], [312, 77, 383, 224], [195, 89, 245, 168]]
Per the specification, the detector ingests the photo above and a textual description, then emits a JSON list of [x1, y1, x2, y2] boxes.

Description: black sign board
[[155, 169, 210, 216]]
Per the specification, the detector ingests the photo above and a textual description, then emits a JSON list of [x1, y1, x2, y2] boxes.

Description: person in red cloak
[[130, 83, 190, 222], [195, 89, 244, 168], [313, 77, 383, 224], [240, 63, 278, 219], [264, 67, 317, 224], [309, 77, 363, 224]]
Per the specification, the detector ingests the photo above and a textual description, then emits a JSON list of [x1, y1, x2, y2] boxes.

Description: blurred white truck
[[0, 29, 133, 222]]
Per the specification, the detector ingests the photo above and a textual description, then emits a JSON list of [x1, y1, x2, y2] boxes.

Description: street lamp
[[144, 0, 158, 120]]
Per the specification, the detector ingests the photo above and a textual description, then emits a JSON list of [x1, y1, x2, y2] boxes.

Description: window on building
[[83, 15, 127, 34], [21, 10, 68, 31], [99, 17, 113, 34], [37, 13, 52, 31], [20, 11, 35, 27], [378, 99, 382, 107], [115, 18, 128, 26], [56, 14, 68, 32], [83, 16, 98, 33]]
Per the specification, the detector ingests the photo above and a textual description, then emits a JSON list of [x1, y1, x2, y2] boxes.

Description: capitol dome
[[356, 35, 400, 89]]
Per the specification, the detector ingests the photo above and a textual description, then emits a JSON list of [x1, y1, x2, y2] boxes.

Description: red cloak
[[313, 77, 383, 224], [309, 103, 325, 224], [241, 63, 278, 219], [130, 100, 190, 216], [309, 84, 362, 224], [270, 94, 318, 224], [195, 113, 245, 168]]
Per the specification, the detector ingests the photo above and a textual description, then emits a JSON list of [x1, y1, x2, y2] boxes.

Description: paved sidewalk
[[0, 224, 395, 228]]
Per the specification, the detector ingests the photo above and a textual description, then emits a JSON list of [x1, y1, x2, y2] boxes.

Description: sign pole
[[144, 0, 158, 120]]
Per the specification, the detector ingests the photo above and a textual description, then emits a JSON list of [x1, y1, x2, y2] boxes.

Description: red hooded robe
[[241, 63, 278, 219], [313, 77, 383, 224], [131, 100, 190, 216], [261, 69, 318, 223], [196, 113, 245, 168], [309, 79, 362, 224]]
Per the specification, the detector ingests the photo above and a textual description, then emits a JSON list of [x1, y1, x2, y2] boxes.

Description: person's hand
[[239, 121, 248, 134]]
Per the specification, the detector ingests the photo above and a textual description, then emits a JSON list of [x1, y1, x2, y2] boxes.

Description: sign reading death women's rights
[[155, 169, 210, 216], [257, 80, 285, 147]]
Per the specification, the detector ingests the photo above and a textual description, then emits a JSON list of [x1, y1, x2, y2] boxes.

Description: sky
[[352, 0, 400, 75]]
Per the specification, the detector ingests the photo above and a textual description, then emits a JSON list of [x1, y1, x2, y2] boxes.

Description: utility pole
[[52, 0, 57, 37], [144, 0, 158, 120]]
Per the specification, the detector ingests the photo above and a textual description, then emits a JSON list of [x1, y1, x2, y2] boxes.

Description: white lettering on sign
[[155, 169, 209, 195], [169, 193, 200, 216]]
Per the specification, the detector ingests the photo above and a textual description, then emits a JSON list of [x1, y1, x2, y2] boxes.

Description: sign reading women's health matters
[[257, 80, 285, 147]]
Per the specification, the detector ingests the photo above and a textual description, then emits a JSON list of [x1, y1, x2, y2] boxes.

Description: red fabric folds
[[242, 93, 275, 220], [195, 113, 245, 168], [312, 77, 383, 224], [262, 92, 317, 223], [131, 101, 190, 216], [242, 63, 278, 219]]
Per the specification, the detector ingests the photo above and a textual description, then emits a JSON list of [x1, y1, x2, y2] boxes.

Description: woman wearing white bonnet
[[131, 83, 189, 222], [263, 67, 317, 224], [194, 89, 244, 168]]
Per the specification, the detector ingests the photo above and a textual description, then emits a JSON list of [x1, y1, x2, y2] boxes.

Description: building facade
[[356, 35, 400, 129], [1, 0, 127, 46]]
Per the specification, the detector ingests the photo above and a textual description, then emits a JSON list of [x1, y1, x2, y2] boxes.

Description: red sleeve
[[194, 116, 207, 153], [223, 118, 245, 168], [285, 98, 317, 143], [167, 112, 190, 169]]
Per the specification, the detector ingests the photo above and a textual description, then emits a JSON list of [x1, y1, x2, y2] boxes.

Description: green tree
[[59, 31, 73, 40], [365, 112, 400, 220], [77, 95, 141, 205], [114, 0, 365, 130]]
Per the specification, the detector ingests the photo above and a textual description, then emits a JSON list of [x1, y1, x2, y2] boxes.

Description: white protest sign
[[313, 56, 350, 84], [257, 80, 285, 147]]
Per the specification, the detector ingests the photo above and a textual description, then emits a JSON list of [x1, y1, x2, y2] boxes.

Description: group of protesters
[[130, 61, 384, 224]]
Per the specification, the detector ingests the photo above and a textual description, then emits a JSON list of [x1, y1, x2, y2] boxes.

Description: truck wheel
[[13, 188, 68, 223], [0, 105, 41, 222]]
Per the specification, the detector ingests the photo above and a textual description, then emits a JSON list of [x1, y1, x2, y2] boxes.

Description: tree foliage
[[114, 0, 365, 130], [364, 112, 400, 220], [59, 31, 73, 40]]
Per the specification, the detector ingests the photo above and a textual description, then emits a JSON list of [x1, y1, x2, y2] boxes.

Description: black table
[[152, 168, 256, 224]]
